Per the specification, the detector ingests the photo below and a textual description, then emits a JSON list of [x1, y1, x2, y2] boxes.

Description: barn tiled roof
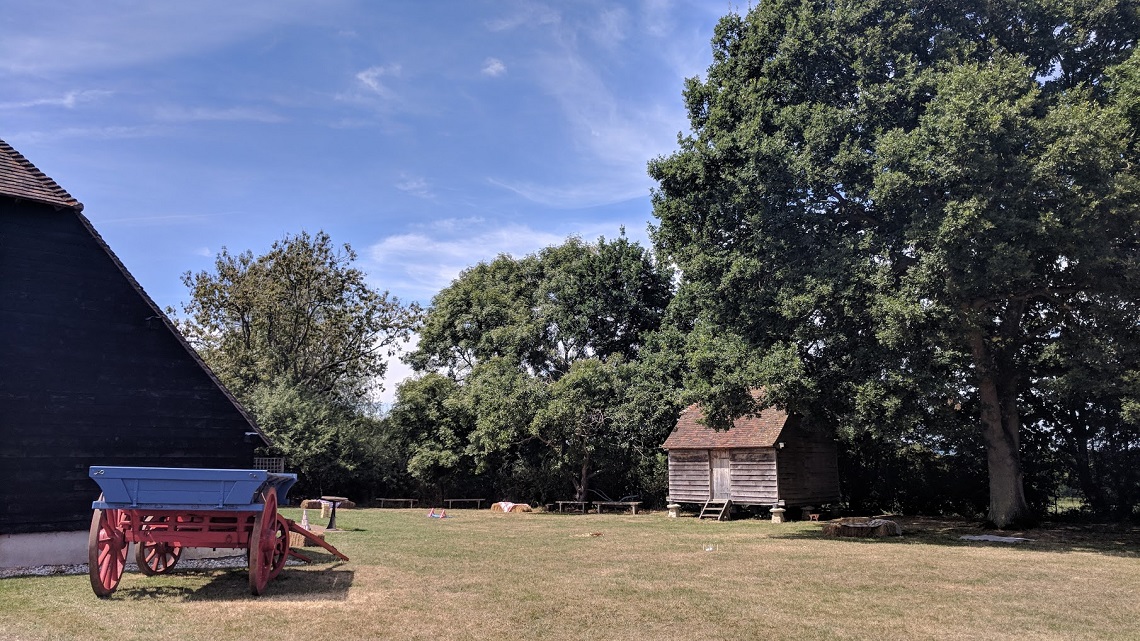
[[0, 138, 83, 210], [662, 402, 789, 449]]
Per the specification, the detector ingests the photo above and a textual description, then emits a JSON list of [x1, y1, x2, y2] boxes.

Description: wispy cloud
[[423, 217, 485, 232], [472, 3, 695, 210], [589, 8, 629, 48], [395, 173, 433, 198], [0, 1, 342, 74], [375, 334, 420, 404], [368, 224, 565, 298], [154, 105, 287, 123], [9, 125, 164, 145], [485, 4, 561, 32], [355, 64, 402, 99], [487, 177, 649, 209], [367, 220, 646, 301], [93, 213, 222, 227], [482, 57, 507, 77], [0, 90, 113, 110], [193, 246, 213, 257]]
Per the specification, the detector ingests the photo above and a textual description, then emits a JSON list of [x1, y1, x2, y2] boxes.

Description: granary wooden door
[[710, 450, 731, 499]]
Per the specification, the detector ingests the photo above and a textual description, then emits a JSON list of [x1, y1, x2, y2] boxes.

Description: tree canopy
[[650, 0, 1140, 527], [399, 235, 676, 502], [175, 231, 420, 493]]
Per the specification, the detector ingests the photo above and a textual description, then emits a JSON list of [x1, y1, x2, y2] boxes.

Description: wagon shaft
[[286, 520, 350, 562]]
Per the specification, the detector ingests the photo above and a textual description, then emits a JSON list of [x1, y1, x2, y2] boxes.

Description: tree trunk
[[969, 328, 1030, 528], [576, 451, 591, 502]]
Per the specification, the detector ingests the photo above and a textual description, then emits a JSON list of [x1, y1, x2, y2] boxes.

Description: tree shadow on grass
[[766, 516, 1140, 559], [114, 562, 354, 601]]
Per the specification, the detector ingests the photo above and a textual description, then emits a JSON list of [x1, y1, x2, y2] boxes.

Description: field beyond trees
[[2, 508, 1138, 641]]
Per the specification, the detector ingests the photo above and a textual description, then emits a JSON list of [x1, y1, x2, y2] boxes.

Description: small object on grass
[[427, 508, 449, 519], [590, 532, 603, 537]]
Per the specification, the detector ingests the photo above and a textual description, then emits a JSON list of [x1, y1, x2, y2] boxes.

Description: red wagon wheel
[[88, 495, 127, 597], [248, 487, 289, 595], [136, 541, 182, 575], [136, 514, 182, 575]]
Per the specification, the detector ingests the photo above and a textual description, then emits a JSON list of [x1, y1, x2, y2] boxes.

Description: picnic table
[[375, 498, 418, 508], [593, 501, 642, 514], [444, 498, 484, 509], [556, 500, 590, 513]]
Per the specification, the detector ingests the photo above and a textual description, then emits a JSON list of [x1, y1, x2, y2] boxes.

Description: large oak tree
[[650, 0, 1140, 527]]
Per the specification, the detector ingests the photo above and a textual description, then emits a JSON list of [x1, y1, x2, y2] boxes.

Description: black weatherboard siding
[[0, 140, 265, 534]]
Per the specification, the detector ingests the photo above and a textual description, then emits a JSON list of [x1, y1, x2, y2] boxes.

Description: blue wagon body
[[89, 466, 297, 511]]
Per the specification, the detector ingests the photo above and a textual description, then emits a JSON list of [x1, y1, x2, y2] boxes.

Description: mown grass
[[1, 508, 1137, 641]]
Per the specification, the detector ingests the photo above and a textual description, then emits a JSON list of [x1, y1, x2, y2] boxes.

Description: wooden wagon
[[87, 466, 347, 597]]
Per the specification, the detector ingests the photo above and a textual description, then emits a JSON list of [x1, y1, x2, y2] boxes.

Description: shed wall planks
[[667, 450, 710, 502]]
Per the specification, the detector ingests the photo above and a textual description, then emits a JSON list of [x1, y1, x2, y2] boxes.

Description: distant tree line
[[175, 0, 1140, 525]]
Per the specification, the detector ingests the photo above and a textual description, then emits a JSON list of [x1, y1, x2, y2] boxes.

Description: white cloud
[[394, 173, 432, 198], [424, 217, 485, 232], [0, 90, 113, 110], [0, 1, 345, 74], [487, 176, 649, 209], [367, 220, 649, 302], [374, 334, 419, 406], [482, 57, 507, 77], [355, 64, 402, 99], [193, 246, 213, 257], [154, 106, 286, 123], [368, 224, 563, 298]]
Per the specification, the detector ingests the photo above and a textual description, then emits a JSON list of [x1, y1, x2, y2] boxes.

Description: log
[[821, 517, 902, 538]]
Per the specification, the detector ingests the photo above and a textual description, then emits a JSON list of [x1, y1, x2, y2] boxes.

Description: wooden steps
[[699, 499, 732, 521]]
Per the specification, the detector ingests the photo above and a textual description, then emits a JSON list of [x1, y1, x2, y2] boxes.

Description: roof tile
[[662, 402, 789, 449], [0, 138, 82, 210]]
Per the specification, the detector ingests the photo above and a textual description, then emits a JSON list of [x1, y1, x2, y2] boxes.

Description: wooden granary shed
[[662, 401, 840, 512], [0, 139, 269, 535]]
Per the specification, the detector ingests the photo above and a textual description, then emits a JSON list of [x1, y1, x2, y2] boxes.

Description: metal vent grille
[[253, 457, 285, 473]]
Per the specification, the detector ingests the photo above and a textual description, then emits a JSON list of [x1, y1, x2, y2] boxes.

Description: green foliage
[[412, 234, 671, 380], [395, 235, 676, 502], [650, 0, 1140, 526], [174, 231, 421, 494], [177, 230, 420, 403]]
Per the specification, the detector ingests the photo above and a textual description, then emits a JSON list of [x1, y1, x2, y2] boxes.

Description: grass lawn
[[1, 508, 1137, 641]]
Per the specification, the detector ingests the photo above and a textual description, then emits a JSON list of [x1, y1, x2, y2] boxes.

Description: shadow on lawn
[[766, 516, 1140, 558], [115, 561, 354, 601]]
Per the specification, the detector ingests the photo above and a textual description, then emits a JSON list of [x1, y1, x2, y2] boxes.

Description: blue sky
[[2, 1, 726, 399]]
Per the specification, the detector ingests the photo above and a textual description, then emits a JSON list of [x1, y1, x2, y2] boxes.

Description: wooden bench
[[556, 500, 589, 513], [593, 501, 642, 515], [374, 498, 418, 508], [444, 498, 484, 509]]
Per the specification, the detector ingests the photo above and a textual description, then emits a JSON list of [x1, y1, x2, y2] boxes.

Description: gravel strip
[[0, 555, 256, 579]]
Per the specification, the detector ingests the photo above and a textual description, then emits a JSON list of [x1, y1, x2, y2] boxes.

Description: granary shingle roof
[[0, 138, 83, 211], [662, 402, 789, 449]]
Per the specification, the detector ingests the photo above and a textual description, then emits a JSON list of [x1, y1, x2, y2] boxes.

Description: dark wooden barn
[[662, 401, 840, 515], [0, 139, 268, 535]]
